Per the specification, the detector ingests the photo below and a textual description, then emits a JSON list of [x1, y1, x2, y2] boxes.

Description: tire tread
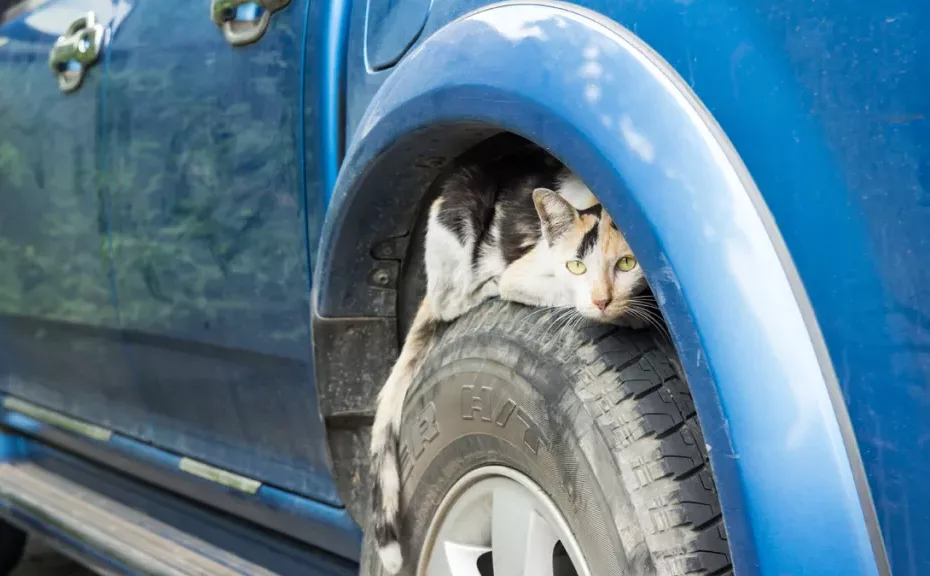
[[576, 330, 731, 576], [440, 302, 732, 576]]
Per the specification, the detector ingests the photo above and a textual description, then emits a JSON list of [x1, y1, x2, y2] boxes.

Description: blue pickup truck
[[0, 0, 925, 574]]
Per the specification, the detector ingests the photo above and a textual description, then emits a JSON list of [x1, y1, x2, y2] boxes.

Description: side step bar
[[0, 461, 278, 576], [0, 393, 362, 567], [0, 441, 357, 576]]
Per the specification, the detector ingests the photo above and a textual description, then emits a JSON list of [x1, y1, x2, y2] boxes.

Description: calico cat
[[369, 155, 648, 573]]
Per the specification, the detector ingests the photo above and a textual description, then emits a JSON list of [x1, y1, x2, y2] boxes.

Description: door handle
[[48, 12, 104, 93], [211, 0, 291, 47]]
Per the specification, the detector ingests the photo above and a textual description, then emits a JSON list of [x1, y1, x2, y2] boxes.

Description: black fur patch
[[373, 513, 399, 546], [436, 151, 562, 265], [497, 175, 548, 264], [435, 166, 497, 245], [370, 434, 402, 554], [576, 225, 599, 258], [578, 204, 603, 218], [576, 205, 606, 258]]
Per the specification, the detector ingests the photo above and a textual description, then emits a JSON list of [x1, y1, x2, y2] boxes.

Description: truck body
[[0, 0, 924, 574]]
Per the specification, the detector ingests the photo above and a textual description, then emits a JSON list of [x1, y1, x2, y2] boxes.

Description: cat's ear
[[533, 188, 578, 244]]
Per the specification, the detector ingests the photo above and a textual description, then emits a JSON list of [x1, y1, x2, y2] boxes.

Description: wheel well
[[313, 127, 666, 523]]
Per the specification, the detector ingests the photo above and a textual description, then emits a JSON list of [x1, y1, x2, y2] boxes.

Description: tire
[[360, 300, 732, 575], [0, 519, 26, 575]]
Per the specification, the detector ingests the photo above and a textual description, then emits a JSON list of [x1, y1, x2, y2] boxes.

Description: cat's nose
[[592, 297, 611, 312]]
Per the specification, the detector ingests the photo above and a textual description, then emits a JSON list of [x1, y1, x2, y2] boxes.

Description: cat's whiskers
[[517, 304, 572, 337], [513, 305, 554, 335], [539, 306, 575, 333], [561, 310, 586, 340], [627, 296, 661, 310], [632, 306, 665, 335], [625, 307, 651, 333], [542, 310, 577, 346], [514, 304, 555, 328], [628, 297, 659, 306], [626, 304, 671, 344], [564, 313, 588, 342], [553, 313, 584, 356], [540, 307, 578, 347]]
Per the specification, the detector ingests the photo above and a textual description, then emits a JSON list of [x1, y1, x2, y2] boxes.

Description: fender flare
[[313, 3, 882, 574]]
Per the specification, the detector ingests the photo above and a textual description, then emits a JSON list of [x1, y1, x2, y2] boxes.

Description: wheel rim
[[417, 466, 592, 576]]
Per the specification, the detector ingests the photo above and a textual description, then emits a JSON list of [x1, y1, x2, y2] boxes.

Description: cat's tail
[[370, 299, 442, 574]]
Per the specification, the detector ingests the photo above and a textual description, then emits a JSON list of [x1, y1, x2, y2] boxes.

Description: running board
[[0, 445, 357, 576], [0, 395, 361, 563], [0, 460, 277, 575]]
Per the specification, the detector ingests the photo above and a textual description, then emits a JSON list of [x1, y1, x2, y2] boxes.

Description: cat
[[369, 154, 648, 574]]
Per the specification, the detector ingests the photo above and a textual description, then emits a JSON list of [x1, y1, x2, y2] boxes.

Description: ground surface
[[12, 538, 95, 576]]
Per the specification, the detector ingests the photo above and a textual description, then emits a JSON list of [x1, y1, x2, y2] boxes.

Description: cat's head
[[533, 188, 645, 322]]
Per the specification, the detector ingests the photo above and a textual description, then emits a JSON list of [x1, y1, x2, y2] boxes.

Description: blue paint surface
[[99, 0, 337, 501], [0, 429, 28, 463], [0, 0, 347, 503], [0, 1, 141, 437], [365, 0, 431, 70], [256, 485, 363, 560]]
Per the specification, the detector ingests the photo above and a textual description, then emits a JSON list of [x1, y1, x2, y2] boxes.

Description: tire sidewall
[[363, 330, 649, 575]]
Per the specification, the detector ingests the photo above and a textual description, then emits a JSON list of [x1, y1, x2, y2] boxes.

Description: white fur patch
[[557, 172, 598, 210], [378, 542, 404, 574], [499, 245, 573, 308], [476, 218, 508, 281], [372, 370, 406, 446], [426, 206, 476, 320]]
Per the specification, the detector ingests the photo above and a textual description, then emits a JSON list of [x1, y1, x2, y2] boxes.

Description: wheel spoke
[[428, 541, 490, 576], [422, 468, 588, 576], [491, 482, 560, 576]]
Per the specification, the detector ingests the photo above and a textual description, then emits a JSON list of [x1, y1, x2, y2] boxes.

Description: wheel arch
[[311, 3, 882, 574]]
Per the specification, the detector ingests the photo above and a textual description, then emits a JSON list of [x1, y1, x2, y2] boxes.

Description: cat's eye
[[566, 260, 587, 275], [616, 256, 637, 272]]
